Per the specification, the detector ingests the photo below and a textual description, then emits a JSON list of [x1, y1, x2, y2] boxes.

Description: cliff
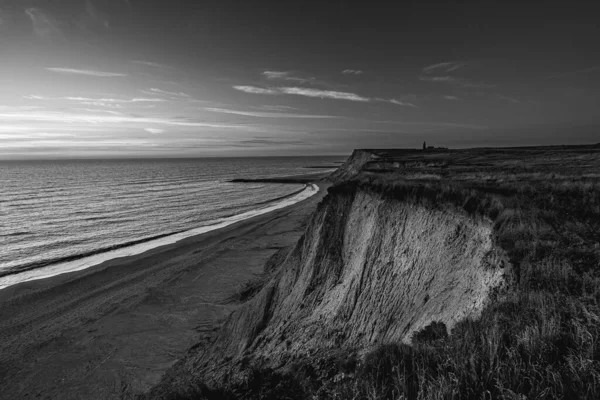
[[327, 149, 376, 182], [148, 146, 600, 399], [149, 182, 508, 397]]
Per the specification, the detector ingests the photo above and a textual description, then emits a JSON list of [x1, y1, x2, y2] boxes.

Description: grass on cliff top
[[165, 145, 600, 400], [318, 146, 600, 399]]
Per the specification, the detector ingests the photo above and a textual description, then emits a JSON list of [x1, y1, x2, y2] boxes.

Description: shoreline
[[0, 182, 318, 290], [0, 176, 329, 399]]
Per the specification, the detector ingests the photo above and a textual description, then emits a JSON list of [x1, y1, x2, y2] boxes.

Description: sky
[[0, 0, 599, 159]]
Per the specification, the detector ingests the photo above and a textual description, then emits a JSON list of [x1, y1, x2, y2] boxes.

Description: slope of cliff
[[148, 184, 508, 397], [327, 149, 376, 182]]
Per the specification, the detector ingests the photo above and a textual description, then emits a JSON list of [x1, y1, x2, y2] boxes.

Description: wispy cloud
[[132, 60, 172, 69], [79, 101, 124, 109], [148, 88, 190, 97], [443, 95, 459, 100], [144, 128, 165, 134], [342, 69, 363, 75], [233, 86, 282, 95], [419, 75, 494, 88], [262, 70, 315, 83], [420, 61, 493, 89], [45, 68, 127, 77], [74, 109, 124, 115], [422, 61, 465, 74], [255, 105, 299, 111], [279, 87, 370, 102], [373, 97, 418, 107], [25, 95, 165, 104], [262, 71, 290, 80], [0, 105, 43, 111], [420, 76, 456, 83], [233, 85, 414, 105], [64, 96, 165, 103], [0, 111, 255, 130], [204, 107, 340, 119], [26, 8, 62, 39], [544, 66, 600, 79], [374, 120, 488, 130], [388, 98, 418, 107], [234, 138, 308, 148]]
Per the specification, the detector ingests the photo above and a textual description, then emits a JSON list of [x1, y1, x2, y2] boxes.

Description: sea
[[0, 156, 343, 289]]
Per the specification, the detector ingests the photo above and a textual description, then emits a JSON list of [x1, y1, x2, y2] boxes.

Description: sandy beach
[[0, 177, 328, 399]]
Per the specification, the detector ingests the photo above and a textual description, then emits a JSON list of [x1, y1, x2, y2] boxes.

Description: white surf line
[[0, 184, 319, 290]]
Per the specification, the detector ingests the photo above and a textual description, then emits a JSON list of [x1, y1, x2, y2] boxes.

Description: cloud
[[75, 109, 124, 115], [262, 70, 315, 83], [234, 85, 413, 105], [26, 95, 166, 104], [443, 95, 459, 100], [0, 105, 43, 111], [234, 138, 307, 147], [388, 98, 418, 107], [132, 60, 171, 68], [263, 71, 290, 80], [144, 128, 165, 134], [131, 98, 166, 102], [544, 66, 600, 79], [204, 107, 340, 119], [233, 86, 281, 95], [422, 61, 465, 74], [420, 76, 456, 83], [255, 105, 299, 111], [420, 61, 493, 89], [374, 120, 488, 130], [148, 88, 190, 98], [419, 75, 494, 88], [342, 69, 363, 75], [79, 101, 124, 109], [26, 8, 62, 39], [64, 96, 165, 103], [279, 87, 370, 102], [45, 68, 127, 77], [0, 111, 255, 130], [373, 97, 418, 107]]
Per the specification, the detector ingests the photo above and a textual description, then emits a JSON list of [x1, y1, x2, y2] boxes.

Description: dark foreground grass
[[162, 146, 600, 400]]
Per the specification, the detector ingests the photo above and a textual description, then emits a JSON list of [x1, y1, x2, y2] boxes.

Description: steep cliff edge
[[149, 184, 508, 396], [327, 149, 376, 182]]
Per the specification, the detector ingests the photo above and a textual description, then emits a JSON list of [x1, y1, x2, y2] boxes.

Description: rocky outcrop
[[151, 184, 509, 393]]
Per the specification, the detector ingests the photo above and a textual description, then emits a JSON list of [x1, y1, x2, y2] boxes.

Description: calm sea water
[[0, 157, 342, 288]]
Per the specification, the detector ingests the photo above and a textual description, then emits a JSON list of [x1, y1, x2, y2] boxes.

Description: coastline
[[0, 175, 330, 399], [0, 181, 318, 290]]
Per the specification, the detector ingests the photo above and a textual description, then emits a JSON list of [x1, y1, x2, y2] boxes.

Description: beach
[[0, 177, 328, 399]]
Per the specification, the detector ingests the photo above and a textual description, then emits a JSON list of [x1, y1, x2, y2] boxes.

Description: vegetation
[[159, 146, 600, 399]]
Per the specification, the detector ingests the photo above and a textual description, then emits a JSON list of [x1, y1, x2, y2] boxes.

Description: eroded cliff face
[[328, 150, 375, 182], [152, 187, 508, 393]]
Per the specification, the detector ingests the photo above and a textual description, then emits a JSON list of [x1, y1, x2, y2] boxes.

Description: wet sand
[[0, 178, 329, 399]]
